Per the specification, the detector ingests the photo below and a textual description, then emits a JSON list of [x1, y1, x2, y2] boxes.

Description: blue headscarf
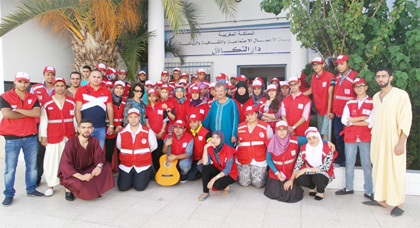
[[175, 87, 185, 104], [212, 130, 225, 154]]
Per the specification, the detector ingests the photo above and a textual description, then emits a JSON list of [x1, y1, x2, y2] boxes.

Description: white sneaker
[[44, 188, 54, 197]]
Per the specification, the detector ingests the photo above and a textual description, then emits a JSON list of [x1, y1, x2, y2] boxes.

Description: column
[[148, 0, 165, 82], [0, 2, 4, 94], [288, 32, 308, 80]]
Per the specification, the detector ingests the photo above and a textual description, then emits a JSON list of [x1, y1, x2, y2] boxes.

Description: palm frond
[[161, 0, 185, 34], [165, 41, 185, 65], [0, 0, 79, 37], [180, 0, 202, 39], [214, 0, 238, 20]]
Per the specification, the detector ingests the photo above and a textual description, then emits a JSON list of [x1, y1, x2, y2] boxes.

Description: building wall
[[0, 0, 74, 88]]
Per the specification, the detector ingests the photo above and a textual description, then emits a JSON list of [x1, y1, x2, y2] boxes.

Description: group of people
[[0, 56, 412, 217]]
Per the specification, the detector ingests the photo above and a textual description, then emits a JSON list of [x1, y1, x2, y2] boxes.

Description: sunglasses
[[134, 90, 143, 93]]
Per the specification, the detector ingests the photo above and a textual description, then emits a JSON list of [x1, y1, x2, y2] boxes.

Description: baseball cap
[[160, 84, 170, 91], [127, 108, 140, 116], [147, 88, 158, 96], [181, 73, 189, 77], [173, 68, 181, 72], [189, 114, 200, 122], [310, 57, 325, 65], [197, 68, 206, 74], [216, 73, 226, 80], [179, 79, 187, 85], [276, 121, 288, 129], [156, 81, 164, 86], [161, 70, 169, 76], [271, 77, 280, 82], [244, 105, 257, 115], [237, 75, 247, 81], [104, 81, 113, 87], [15, 72, 30, 82], [145, 80, 155, 86], [43, 66, 56, 74], [138, 70, 146, 75], [353, 77, 367, 86], [288, 77, 299, 84], [230, 75, 237, 79], [209, 82, 216, 89], [174, 119, 186, 128], [191, 74, 197, 79], [117, 69, 126, 74], [305, 127, 320, 137], [335, 54, 349, 64], [114, 80, 125, 88], [105, 68, 116, 75], [226, 82, 234, 89], [191, 86, 200, 93], [53, 77, 66, 85], [280, 81, 289, 87], [252, 80, 262, 88], [96, 63, 106, 70], [267, 84, 277, 91]]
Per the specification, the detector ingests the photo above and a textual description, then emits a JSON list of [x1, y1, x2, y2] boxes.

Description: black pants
[[202, 164, 235, 193], [36, 138, 45, 185], [117, 167, 153, 191], [296, 174, 329, 193], [186, 160, 202, 181], [104, 137, 120, 163], [151, 139, 164, 173]]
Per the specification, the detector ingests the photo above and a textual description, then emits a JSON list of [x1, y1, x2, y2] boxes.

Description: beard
[[81, 132, 90, 138], [378, 80, 390, 88]]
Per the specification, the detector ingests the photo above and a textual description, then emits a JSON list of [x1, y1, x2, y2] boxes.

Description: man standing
[[81, 65, 92, 86], [202, 82, 239, 147], [58, 119, 115, 201], [75, 69, 114, 149], [66, 71, 82, 97], [335, 78, 374, 200], [331, 55, 358, 166], [196, 68, 210, 86], [31, 66, 56, 186], [117, 69, 131, 99], [117, 108, 157, 191], [362, 68, 412, 217], [39, 78, 76, 196], [0, 72, 44, 206], [163, 120, 194, 183], [170, 68, 182, 85], [137, 70, 147, 85], [303, 57, 335, 140], [281, 77, 312, 136]]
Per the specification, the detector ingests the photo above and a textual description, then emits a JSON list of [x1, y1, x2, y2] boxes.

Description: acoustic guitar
[[155, 125, 180, 186]]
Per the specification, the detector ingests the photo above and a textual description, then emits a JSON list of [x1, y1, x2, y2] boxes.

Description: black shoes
[[391, 206, 404, 217], [364, 193, 374, 201], [362, 200, 383, 207], [335, 188, 354, 195], [27, 190, 45, 197], [65, 192, 75, 201], [2, 197, 13, 207]]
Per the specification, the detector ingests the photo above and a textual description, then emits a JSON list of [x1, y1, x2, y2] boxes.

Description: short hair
[[70, 71, 81, 79], [215, 82, 226, 90], [82, 65, 92, 71], [376, 67, 392, 76], [79, 118, 93, 125], [129, 83, 145, 98], [90, 69, 103, 76]]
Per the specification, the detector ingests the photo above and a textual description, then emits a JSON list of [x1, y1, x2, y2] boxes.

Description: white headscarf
[[304, 127, 324, 168]]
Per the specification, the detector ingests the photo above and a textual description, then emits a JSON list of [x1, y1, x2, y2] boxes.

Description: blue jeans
[[91, 127, 106, 150], [344, 142, 373, 195], [333, 116, 345, 164], [4, 136, 38, 197], [178, 158, 192, 176]]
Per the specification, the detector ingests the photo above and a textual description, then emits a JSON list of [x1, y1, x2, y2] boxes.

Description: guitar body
[[155, 154, 180, 186]]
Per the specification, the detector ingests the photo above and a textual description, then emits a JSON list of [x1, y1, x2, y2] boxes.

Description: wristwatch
[[109, 125, 114, 128], [292, 125, 296, 130], [97, 164, 103, 169]]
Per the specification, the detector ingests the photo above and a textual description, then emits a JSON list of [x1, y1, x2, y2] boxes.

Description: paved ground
[[0, 161, 419, 227]]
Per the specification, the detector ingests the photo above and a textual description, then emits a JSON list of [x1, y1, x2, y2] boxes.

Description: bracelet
[[109, 125, 114, 128], [97, 164, 103, 169], [306, 168, 310, 173], [292, 125, 296, 130], [216, 174, 221, 179]]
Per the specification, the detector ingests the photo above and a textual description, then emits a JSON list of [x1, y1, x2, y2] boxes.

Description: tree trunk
[[71, 29, 118, 71]]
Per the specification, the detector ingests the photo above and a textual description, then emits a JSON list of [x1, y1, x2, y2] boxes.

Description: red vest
[[333, 70, 358, 116], [146, 101, 166, 139], [106, 99, 126, 139], [310, 71, 335, 115], [282, 93, 312, 136], [343, 98, 373, 143], [0, 89, 38, 137], [160, 99, 175, 134], [174, 99, 190, 123], [207, 144, 239, 180], [236, 120, 268, 164], [122, 82, 131, 99], [32, 83, 55, 106], [169, 132, 194, 156], [43, 97, 76, 144], [254, 97, 267, 112], [300, 142, 335, 178], [191, 125, 210, 160], [258, 101, 278, 131], [235, 99, 255, 123], [119, 126, 152, 168], [187, 102, 209, 121], [267, 136, 299, 180]]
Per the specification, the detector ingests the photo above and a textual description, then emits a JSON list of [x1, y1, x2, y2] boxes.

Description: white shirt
[[116, 125, 158, 173]]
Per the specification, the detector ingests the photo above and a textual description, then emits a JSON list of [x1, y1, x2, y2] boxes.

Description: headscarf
[[175, 87, 185, 104], [234, 81, 250, 104], [252, 89, 264, 107], [267, 121, 290, 156], [198, 83, 209, 100], [112, 86, 123, 107], [304, 127, 324, 168], [212, 130, 225, 154]]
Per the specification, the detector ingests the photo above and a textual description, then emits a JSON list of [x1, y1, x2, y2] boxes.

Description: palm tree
[[0, 0, 142, 71]]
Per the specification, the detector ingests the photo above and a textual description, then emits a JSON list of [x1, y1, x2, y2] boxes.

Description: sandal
[[222, 186, 231, 194], [198, 193, 209, 201]]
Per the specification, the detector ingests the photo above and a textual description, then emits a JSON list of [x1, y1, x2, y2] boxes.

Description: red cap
[[190, 86, 200, 93], [244, 105, 257, 115], [353, 77, 367, 85], [96, 63, 106, 70], [114, 80, 125, 88], [216, 73, 226, 80], [280, 81, 289, 87], [161, 70, 169, 76], [15, 72, 30, 82], [145, 80, 155, 86], [271, 77, 280, 82], [209, 82, 216, 89], [230, 75, 237, 79], [310, 57, 325, 65], [267, 84, 277, 91], [173, 68, 181, 72], [275, 120, 288, 129], [53, 77, 66, 85], [43, 66, 56, 74], [117, 69, 126, 74], [237, 75, 247, 81], [191, 74, 197, 78], [252, 80, 262, 88], [174, 119, 186, 128], [335, 54, 349, 64], [138, 70, 146, 75], [305, 127, 320, 137], [127, 108, 140, 116], [156, 81, 164, 86], [161, 84, 170, 91], [105, 68, 116, 75], [288, 77, 299, 84], [226, 82, 234, 89], [197, 68, 206, 74], [104, 81, 113, 87], [189, 114, 200, 122], [181, 73, 189, 77], [147, 88, 158, 96]]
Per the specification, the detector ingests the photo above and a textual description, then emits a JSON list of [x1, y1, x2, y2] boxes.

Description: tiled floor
[[0, 161, 419, 228]]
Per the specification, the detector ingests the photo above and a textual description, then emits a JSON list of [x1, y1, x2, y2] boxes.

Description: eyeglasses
[[289, 83, 299, 87], [134, 90, 143, 93], [354, 85, 366, 89]]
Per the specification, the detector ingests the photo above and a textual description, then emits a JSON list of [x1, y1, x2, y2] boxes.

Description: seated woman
[[264, 121, 304, 203], [199, 131, 238, 201], [285, 127, 336, 200]]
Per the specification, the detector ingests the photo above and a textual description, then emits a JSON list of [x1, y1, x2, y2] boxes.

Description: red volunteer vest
[[333, 70, 358, 116], [191, 126, 210, 160], [32, 83, 55, 106], [254, 97, 267, 112], [122, 82, 131, 99], [267, 136, 299, 180], [235, 99, 255, 123], [0, 89, 38, 137], [119, 126, 152, 168], [237, 120, 268, 164], [169, 132, 194, 156], [174, 99, 190, 124], [207, 144, 239, 180], [258, 102, 278, 131], [282, 93, 312, 136], [43, 96, 75, 144], [343, 98, 373, 143], [187, 102, 209, 122], [310, 71, 335, 115], [146, 101, 166, 139], [106, 98, 126, 139], [300, 142, 336, 178]]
